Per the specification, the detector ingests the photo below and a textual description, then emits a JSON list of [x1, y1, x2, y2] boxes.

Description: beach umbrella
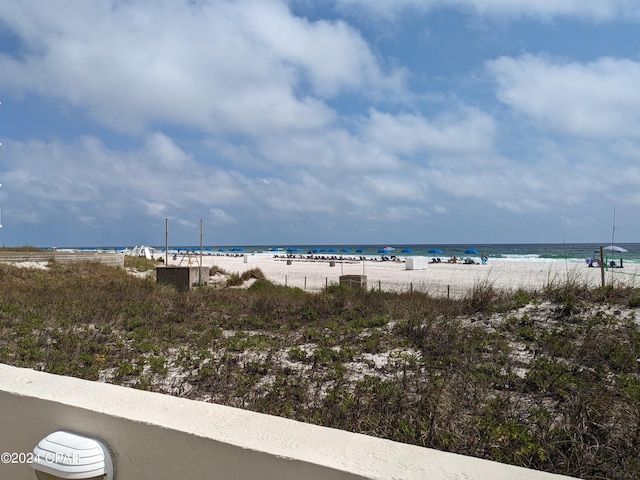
[[401, 248, 414, 253], [287, 247, 302, 252], [465, 248, 479, 254], [427, 248, 442, 254], [381, 246, 395, 252], [341, 248, 352, 253], [355, 249, 365, 253], [603, 245, 628, 253], [326, 248, 338, 253]]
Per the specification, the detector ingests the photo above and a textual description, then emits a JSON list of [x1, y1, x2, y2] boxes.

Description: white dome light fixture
[[31, 431, 113, 480]]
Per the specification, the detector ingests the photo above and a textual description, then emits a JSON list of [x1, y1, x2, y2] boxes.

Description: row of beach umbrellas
[[222, 245, 628, 257], [192, 245, 629, 257], [428, 248, 479, 255], [286, 246, 483, 255], [278, 246, 484, 255]]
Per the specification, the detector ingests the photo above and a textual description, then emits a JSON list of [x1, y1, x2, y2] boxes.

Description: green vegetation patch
[[0, 261, 639, 479]]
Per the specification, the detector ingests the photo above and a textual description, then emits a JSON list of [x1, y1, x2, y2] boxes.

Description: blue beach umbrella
[[401, 248, 414, 253], [355, 249, 365, 253], [428, 248, 442, 254], [341, 248, 352, 253], [465, 248, 479, 254]]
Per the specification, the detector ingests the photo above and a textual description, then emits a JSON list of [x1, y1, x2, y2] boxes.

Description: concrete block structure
[[156, 266, 209, 290]]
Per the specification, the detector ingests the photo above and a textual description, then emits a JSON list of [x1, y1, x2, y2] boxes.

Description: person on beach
[[481, 252, 488, 265]]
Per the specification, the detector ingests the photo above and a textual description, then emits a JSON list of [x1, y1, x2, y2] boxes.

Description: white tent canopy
[[129, 245, 153, 259], [603, 245, 628, 253]]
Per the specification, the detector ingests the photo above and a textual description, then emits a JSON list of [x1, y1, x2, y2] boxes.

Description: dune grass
[[0, 260, 639, 479], [0, 245, 44, 252]]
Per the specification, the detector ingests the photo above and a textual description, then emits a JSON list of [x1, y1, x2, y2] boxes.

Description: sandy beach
[[166, 253, 640, 297]]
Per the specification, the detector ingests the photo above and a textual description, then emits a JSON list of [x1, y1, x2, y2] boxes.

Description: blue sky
[[1, 0, 640, 247]]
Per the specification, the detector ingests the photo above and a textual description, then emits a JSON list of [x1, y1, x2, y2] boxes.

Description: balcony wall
[[0, 364, 577, 480]]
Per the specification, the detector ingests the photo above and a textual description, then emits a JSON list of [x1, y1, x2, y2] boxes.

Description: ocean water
[[140, 243, 640, 265]]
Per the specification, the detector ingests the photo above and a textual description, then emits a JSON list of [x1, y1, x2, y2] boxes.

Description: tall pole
[[611, 206, 616, 250], [600, 246, 605, 288], [199, 219, 203, 286], [608, 207, 617, 286], [165, 217, 168, 265]]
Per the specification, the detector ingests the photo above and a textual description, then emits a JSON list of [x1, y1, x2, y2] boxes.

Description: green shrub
[[226, 273, 243, 286], [287, 347, 308, 363], [241, 268, 265, 281], [248, 279, 275, 291], [124, 256, 158, 271], [628, 294, 640, 308]]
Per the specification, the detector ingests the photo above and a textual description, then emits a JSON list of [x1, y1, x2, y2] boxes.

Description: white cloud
[[335, 0, 640, 21], [1, 136, 248, 218], [362, 107, 496, 157], [242, 1, 407, 98], [0, 0, 405, 136], [209, 208, 237, 226], [488, 54, 640, 138], [143, 133, 192, 170], [459, 0, 640, 20], [361, 174, 425, 201], [143, 201, 168, 219], [234, 106, 497, 178], [254, 126, 401, 173]]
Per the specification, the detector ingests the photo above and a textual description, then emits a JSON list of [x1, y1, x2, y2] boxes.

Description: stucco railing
[[0, 364, 578, 480]]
